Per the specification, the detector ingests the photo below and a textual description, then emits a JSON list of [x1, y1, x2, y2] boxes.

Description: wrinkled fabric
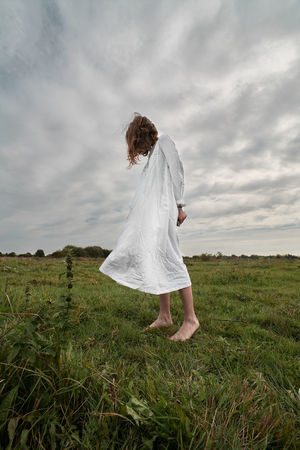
[[99, 133, 192, 295]]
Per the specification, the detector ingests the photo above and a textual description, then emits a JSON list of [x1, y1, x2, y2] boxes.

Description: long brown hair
[[125, 112, 158, 168]]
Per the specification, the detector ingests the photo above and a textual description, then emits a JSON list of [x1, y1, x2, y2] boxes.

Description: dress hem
[[99, 267, 192, 295]]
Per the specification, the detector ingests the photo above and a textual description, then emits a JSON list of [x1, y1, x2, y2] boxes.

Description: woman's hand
[[177, 208, 187, 227]]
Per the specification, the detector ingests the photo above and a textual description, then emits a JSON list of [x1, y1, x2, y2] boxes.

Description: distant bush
[[47, 245, 111, 258], [35, 249, 45, 257], [67, 247, 87, 257], [285, 253, 297, 259], [200, 253, 211, 261], [84, 246, 109, 258], [49, 250, 67, 258]]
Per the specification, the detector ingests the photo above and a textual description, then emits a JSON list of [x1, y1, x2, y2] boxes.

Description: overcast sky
[[1, 0, 300, 257]]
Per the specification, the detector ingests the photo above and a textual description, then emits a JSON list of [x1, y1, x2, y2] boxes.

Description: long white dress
[[99, 133, 192, 295]]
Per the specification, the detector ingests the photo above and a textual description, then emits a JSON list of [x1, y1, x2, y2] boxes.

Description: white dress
[[99, 133, 192, 295]]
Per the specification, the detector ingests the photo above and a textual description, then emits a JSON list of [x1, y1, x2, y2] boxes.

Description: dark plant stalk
[[4, 277, 8, 293], [25, 284, 31, 311], [65, 249, 73, 312]]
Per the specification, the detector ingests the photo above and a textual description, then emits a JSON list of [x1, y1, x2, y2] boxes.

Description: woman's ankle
[[184, 315, 199, 324], [158, 313, 172, 321]]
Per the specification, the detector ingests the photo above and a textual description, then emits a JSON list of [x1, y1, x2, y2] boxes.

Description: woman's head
[[125, 112, 158, 168]]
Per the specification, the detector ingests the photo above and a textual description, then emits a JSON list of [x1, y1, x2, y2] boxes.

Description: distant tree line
[[0, 245, 111, 258], [185, 252, 299, 261], [0, 247, 299, 259]]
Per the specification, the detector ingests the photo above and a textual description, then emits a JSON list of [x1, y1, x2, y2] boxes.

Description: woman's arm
[[159, 134, 186, 208]]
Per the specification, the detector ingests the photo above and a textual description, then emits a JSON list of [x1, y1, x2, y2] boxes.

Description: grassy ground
[[0, 256, 299, 449]]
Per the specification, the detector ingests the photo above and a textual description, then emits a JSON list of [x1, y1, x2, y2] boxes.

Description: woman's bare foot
[[143, 315, 173, 331], [167, 318, 199, 341]]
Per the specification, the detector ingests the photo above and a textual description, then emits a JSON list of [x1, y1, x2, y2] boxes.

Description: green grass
[[0, 256, 299, 449]]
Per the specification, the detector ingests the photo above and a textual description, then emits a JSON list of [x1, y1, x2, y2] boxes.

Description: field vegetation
[[0, 252, 299, 448]]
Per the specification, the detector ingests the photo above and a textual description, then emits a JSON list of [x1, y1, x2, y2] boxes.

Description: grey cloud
[[1, 0, 300, 256]]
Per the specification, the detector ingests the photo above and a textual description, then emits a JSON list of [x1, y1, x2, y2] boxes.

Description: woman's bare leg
[[143, 292, 173, 330], [168, 285, 199, 341]]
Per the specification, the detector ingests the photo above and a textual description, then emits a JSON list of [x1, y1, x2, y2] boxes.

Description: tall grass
[[0, 255, 299, 448]]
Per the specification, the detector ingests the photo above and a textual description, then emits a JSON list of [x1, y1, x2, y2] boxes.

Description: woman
[[99, 113, 199, 341]]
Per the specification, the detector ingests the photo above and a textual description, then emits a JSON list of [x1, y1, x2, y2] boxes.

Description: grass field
[[0, 256, 299, 449]]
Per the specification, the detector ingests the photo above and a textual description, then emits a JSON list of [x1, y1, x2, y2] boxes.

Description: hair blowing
[[125, 112, 158, 168]]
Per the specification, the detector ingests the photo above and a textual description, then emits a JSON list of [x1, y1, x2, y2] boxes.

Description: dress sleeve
[[159, 134, 186, 207]]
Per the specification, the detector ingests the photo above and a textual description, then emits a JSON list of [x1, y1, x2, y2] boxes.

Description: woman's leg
[[168, 285, 199, 341], [143, 292, 173, 330]]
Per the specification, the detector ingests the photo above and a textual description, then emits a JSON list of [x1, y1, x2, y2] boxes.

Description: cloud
[[1, 0, 300, 256]]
